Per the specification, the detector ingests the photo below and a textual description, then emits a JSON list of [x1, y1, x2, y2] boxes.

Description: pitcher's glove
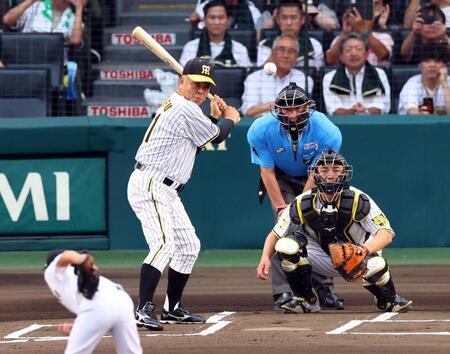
[[329, 243, 369, 282], [73, 252, 99, 300]]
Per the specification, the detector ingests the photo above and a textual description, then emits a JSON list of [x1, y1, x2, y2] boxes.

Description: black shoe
[[160, 303, 206, 324], [376, 295, 413, 313], [273, 292, 293, 311], [317, 288, 344, 310], [281, 296, 321, 314], [135, 301, 164, 331]]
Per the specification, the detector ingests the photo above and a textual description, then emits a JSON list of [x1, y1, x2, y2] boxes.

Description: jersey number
[[143, 113, 161, 143]]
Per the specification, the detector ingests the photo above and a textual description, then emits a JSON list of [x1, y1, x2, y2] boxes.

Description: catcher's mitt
[[329, 243, 369, 282], [73, 253, 99, 300]]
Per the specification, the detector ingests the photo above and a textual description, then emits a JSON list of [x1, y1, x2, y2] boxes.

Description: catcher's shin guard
[[275, 233, 316, 302], [363, 256, 390, 286], [362, 257, 412, 312]]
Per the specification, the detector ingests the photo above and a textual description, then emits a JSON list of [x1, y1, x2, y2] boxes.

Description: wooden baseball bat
[[132, 26, 214, 100]]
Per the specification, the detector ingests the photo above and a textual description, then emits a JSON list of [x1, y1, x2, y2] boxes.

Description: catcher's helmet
[[273, 82, 314, 135], [308, 149, 353, 196]]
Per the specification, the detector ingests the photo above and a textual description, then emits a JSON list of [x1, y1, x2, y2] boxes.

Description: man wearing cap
[[398, 43, 450, 115], [44, 250, 142, 353], [128, 58, 240, 331]]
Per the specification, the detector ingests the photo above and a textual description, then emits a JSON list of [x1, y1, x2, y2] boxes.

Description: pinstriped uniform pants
[[127, 169, 200, 274]]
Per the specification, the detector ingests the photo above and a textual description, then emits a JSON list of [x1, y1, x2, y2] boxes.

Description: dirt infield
[[1, 265, 450, 353]]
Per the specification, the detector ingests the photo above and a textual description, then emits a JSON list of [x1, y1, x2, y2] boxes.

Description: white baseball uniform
[[273, 186, 394, 278], [127, 91, 219, 274], [44, 254, 142, 354]]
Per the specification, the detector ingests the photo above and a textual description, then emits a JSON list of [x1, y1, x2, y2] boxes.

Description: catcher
[[256, 149, 412, 313], [44, 250, 142, 354]]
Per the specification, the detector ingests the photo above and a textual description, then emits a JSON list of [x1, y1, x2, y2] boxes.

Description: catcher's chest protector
[[298, 189, 370, 254]]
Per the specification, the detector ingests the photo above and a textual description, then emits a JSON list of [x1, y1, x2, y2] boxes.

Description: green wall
[[0, 116, 449, 250]]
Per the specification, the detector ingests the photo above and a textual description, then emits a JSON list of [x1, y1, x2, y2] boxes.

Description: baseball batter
[[257, 150, 413, 313], [128, 58, 240, 331], [44, 250, 142, 354]]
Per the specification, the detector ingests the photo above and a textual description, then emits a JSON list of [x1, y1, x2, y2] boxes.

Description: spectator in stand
[[189, 0, 261, 31], [3, 0, 87, 115], [241, 34, 313, 117], [404, 0, 450, 29], [326, 3, 393, 67], [3, 0, 85, 45], [257, 0, 324, 69], [323, 32, 391, 115], [398, 43, 450, 114], [401, 2, 450, 63], [180, 0, 252, 67], [259, 1, 339, 35]]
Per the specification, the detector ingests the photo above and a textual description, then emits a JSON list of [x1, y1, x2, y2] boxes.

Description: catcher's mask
[[308, 149, 353, 199], [272, 82, 314, 142]]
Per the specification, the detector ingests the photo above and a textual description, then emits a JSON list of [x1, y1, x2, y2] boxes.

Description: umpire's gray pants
[[270, 173, 334, 296]]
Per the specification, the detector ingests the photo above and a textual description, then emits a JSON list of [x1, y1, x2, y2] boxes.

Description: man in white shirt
[[180, 0, 252, 67], [3, 0, 85, 45], [398, 43, 450, 115], [241, 34, 314, 117], [44, 250, 142, 354], [189, 0, 261, 31], [323, 32, 391, 115], [256, 0, 324, 69]]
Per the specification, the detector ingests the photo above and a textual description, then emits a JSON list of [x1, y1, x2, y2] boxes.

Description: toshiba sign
[[100, 69, 154, 80], [112, 33, 176, 45], [88, 106, 151, 118]]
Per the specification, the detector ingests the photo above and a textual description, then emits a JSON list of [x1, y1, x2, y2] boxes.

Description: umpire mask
[[272, 82, 314, 142]]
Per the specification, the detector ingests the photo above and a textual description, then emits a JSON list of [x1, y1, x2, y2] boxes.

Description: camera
[[422, 13, 437, 25]]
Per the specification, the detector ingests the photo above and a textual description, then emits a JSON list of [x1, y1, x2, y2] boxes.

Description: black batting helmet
[[273, 82, 314, 135], [308, 149, 353, 196]]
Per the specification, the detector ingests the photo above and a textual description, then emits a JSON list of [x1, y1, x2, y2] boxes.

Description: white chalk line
[[0, 311, 235, 344], [144, 311, 235, 337], [328, 312, 450, 336]]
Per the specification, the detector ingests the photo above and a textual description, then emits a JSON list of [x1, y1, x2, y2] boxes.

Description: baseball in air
[[263, 62, 277, 76]]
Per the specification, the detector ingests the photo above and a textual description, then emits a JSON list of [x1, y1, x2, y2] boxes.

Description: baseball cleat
[[135, 301, 164, 331], [376, 295, 413, 313], [317, 287, 345, 310], [160, 303, 206, 324], [281, 296, 321, 314], [273, 291, 293, 311]]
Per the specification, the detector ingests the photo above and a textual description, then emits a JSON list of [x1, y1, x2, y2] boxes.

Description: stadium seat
[[0, 68, 50, 117], [390, 65, 420, 114], [200, 67, 247, 115], [210, 67, 247, 98], [0, 33, 65, 115], [391, 29, 411, 65]]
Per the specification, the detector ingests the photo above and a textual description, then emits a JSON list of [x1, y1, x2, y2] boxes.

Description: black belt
[[134, 162, 184, 192]]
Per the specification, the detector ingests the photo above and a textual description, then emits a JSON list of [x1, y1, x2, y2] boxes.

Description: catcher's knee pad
[[362, 256, 390, 286], [275, 232, 309, 273]]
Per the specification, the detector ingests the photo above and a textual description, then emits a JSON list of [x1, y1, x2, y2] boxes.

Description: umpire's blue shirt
[[247, 110, 342, 176]]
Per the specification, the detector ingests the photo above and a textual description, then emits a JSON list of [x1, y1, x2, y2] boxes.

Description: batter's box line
[[327, 313, 450, 336], [0, 311, 236, 344]]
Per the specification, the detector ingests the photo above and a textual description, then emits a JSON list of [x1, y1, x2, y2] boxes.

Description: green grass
[[0, 248, 450, 270]]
